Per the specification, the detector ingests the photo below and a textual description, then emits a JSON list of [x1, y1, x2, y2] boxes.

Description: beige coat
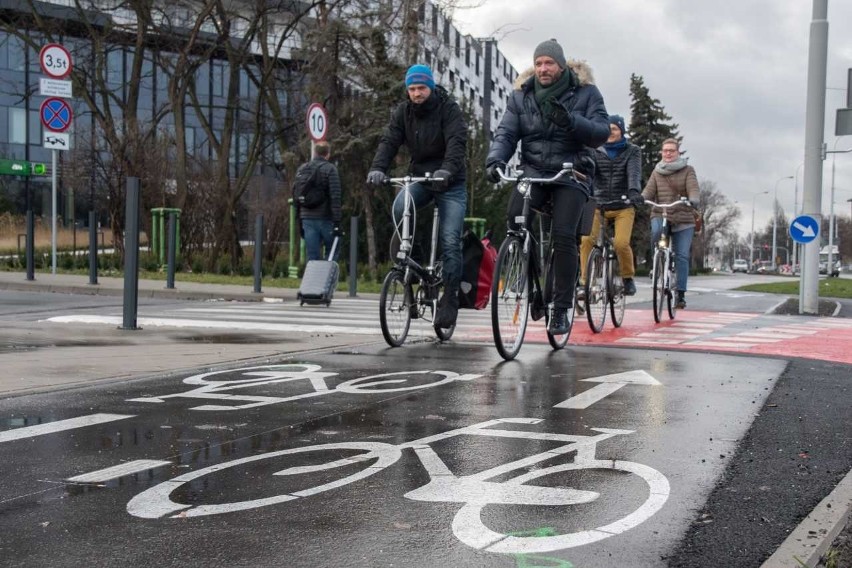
[[642, 165, 700, 225]]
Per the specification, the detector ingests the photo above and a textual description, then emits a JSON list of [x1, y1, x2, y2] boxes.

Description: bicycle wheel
[[491, 236, 530, 360], [666, 258, 678, 320], [651, 250, 665, 323], [544, 250, 571, 349], [584, 248, 607, 333], [608, 253, 626, 328], [379, 269, 412, 347], [434, 287, 457, 341]]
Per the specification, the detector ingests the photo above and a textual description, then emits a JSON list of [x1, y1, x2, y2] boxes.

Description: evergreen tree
[[628, 74, 680, 181]]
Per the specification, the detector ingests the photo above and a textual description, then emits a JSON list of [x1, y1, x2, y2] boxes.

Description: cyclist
[[367, 64, 468, 329], [579, 114, 643, 298], [485, 38, 610, 334], [641, 137, 700, 309]]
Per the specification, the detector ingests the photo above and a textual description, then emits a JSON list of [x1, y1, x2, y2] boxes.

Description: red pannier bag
[[458, 230, 497, 310]]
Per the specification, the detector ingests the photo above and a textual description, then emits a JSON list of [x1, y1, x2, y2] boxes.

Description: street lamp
[[793, 162, 804, 268], [750, 190, 768, 271], [772, 176, 794, 271]]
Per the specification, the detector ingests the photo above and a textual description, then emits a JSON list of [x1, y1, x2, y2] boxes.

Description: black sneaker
[[548, 308, 570, 335], [624, 278, 637, 296], [676, 291, 686, 309]]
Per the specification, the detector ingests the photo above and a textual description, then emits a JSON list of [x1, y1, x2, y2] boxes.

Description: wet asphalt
[[2, 339, 848, 567]]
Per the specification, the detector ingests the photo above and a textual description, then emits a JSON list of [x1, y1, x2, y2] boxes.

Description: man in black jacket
[[485, 39, 610, 334], [367, 64, 468, 329], [298, 141, 342, 261], [579, 114, 643, 296]]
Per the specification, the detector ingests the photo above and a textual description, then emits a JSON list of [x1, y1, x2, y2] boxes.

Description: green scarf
[[534, 69, 574, 120]]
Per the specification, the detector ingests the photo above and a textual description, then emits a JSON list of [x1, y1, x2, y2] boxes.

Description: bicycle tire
[[584, 248, 607, 333], [379, 269, 412, 347], [608, 253, 626, 328], [545, 249, 571, 349], [651, 250, 665, 323], [491, 236, 530, 361], [666, 260, 678, 320]]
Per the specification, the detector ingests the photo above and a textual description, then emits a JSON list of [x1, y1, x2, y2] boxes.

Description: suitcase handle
[[327, 236, 340, 261]]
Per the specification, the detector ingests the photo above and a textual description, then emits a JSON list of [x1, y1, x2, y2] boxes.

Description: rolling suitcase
[[297, 237, 340, 306]]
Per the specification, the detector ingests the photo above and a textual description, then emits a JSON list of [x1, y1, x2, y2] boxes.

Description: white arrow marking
[[554, 370, 661, 410], [792, 221, 816, 238]]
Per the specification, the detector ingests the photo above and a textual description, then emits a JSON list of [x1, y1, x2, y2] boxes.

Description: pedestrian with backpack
[[295, 141, 342, 261]]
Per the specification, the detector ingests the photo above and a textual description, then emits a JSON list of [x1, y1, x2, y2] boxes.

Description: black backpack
[[293, 162, 327, 209]]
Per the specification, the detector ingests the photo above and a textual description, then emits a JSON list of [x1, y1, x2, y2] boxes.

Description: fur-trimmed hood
[[513, 59, 596, 90]]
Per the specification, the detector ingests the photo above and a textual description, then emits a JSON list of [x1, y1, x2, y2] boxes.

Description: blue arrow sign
[[789, 215, 819, 244]]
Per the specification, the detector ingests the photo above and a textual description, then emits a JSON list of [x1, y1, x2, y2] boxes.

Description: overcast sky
[[452, 0, 852, 237]]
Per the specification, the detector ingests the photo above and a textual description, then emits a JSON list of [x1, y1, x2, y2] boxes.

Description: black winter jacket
[[370, 85, 467, 183], [593, 143, 642, 210], [297, 157, 342, 223], [486, 62, 609, 192]]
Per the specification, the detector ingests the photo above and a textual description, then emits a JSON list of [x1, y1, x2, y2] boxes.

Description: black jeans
[[507, 183, 587, 309]]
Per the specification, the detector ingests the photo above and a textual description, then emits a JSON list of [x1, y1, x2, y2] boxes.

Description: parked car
[[732, 259, 748, 273]]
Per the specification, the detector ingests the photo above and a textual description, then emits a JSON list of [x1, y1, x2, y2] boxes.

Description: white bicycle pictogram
[[127, 417, 670, 554], [127, 364, 480, 411]]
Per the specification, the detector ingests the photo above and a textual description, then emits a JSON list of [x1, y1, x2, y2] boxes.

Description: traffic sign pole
[[52, 149, 57, 275]]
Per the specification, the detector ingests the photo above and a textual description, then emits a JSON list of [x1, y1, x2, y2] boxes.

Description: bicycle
[[491, 164, 584, 360], [127, 417, 670, 554], [644, 197, 690, 323], [582, 197, 630, 333], [378, 174, 455, 347]]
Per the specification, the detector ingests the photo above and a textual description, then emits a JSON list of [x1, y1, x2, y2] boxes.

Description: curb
[[761, 468, 852, 567]]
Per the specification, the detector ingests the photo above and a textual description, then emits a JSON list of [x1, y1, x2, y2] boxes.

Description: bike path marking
[[0, 413, 133, 444], [67, 460, 171, 483], [553, 370, 660, 409]]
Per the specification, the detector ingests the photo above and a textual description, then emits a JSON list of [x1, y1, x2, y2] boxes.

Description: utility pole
[[800, 0, 828, 314]]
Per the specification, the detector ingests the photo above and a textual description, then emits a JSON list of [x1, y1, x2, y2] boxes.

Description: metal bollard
[[120, 177, 140, 330], [166, 211, 176, 289], [88, 211, 98, 285], [349, 216, 358, 297], [25, 209, 34, 281], [253, 214, 263, 293]]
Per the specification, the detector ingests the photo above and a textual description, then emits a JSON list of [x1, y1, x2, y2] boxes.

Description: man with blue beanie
[[579, 114, 643, 297], [367, 64, 468, 330]]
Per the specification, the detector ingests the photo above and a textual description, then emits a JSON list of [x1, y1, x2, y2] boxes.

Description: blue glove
[[485, 161, 506, 183], [366, 170, 387, 186]]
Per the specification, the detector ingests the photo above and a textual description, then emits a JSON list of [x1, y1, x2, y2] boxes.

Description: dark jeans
[[392, 181, 467, 291], [507, 183, 587, 309], [302, 218, 339, 262]]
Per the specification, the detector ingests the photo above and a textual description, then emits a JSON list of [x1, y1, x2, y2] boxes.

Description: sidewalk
[[0, 270, 374, 397]]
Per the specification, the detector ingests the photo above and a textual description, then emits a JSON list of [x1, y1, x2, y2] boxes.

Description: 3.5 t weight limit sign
[[39, 44, 72, 79], [306, 103, 328, 142]]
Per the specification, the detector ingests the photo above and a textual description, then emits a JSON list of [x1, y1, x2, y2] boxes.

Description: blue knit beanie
[[609, 114, 626, 135], [405, 64, 435, 89]]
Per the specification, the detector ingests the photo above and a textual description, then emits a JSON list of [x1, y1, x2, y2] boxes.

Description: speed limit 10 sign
[[39, 44, 73, 79], [306, 103, 328, 142]]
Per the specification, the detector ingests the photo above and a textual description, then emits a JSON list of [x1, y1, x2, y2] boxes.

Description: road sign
[[39, 44, 72, 79], [44, 131, 70, 150], [40, 97, 73, 132], [39, 77, 73, 98], [789, 215, 820, 244], [306, 103, 328, 141], [0, 159, 46, 176]]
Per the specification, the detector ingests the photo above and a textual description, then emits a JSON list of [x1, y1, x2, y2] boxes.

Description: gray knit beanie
[[533, 38, 565, 68]]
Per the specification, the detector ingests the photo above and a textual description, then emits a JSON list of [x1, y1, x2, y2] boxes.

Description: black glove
[[431, 169, 452, 191], [332, 224, 342, 237], [366, 170, 387, 186], [628, 190, 644, 206], [485, 161, 506, 183], [547, 97, 574, 129]]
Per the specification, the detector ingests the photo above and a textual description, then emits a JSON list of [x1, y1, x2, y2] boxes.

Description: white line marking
[[0, 413, 134, 444], [554, 371, 660, 409], [68, 460, 172, 483]]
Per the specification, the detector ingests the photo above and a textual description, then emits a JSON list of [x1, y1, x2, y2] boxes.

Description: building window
[[28, 109, 40, 145], [418, 2, 425, 23], [443, 19, 450, 44], [475, 53, 480, 76], [8, 107, 25, 144], [465, 43, 470, 66], [432, 6, 438, 34], [455, 31, 460, 58]]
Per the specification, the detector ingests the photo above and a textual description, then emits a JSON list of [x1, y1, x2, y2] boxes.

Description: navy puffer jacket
[[486, 61, 610, 192]]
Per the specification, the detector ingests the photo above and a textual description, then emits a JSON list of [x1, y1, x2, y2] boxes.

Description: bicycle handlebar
[[644, 197, 693, 208], [385, 174, 446, 185], [497, 162, 585, 184], [596, 196, 631, 207]]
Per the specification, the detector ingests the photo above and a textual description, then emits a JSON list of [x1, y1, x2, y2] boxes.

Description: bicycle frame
[[392, 176, 442, 293], [645, 198, 690, 321], [583, 198, 630, 332]]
